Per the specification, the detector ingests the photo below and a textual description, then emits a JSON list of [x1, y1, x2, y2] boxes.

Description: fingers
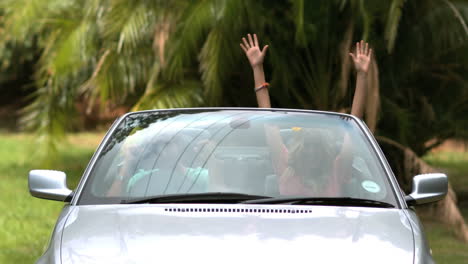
[[261, 45, 269, 56], [355, 40, 372, 56], [248, 33, 254, 47], [242, 37, 250, 49], [240, 43, 248, 53], [349, 52, 356, 61], [241, 33, 265, 52], [368, 48, 373, 60], [254, 34, 259, 47]]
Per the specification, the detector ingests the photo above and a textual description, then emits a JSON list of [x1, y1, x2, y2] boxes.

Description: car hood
[[61, 204, 414, 264]]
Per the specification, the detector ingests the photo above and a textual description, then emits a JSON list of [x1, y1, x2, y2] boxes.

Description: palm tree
[[2, 0, 467, 151], [376, 0, 468, 156], [0, 0, 198, 153]]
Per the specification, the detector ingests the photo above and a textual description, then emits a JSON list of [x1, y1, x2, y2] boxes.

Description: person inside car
[[240, 33, 372, 196], [106, 131, 212, 197]]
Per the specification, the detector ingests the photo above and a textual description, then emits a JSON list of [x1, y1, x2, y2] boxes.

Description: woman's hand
[[350, 40, 372, 118], [240, 33, 270, 108], [349, 40, 372, 73], [240, 33, 269, 69]]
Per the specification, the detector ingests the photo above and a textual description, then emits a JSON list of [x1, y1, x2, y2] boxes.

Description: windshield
[[78, 109, 398, 207]]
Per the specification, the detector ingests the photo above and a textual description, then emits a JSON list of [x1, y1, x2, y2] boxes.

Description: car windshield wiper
[[122, 192, 272, 204], [240, 196, 395, 208]]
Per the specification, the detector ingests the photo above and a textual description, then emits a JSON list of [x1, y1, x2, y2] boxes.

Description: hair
[[284, 128, 336, 188]]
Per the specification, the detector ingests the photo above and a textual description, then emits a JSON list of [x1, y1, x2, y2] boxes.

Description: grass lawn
[[0, 132, 467, 263], [0, 133, 102, 263], [421, 218, 468, 263], [425, 151, 468, 196], [422, 150, 468, 263]]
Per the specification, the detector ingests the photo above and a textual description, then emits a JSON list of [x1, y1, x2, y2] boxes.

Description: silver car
[[29, 108, 447, 264]]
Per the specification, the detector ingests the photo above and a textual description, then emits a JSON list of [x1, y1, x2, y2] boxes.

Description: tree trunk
[[377, 136, 468, 242]]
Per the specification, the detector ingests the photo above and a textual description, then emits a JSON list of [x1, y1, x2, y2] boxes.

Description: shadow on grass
[[421, 217, 468, 264], [421, 151, 468, 263]]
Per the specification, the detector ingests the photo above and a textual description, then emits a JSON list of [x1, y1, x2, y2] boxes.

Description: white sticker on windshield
[[361, 180, 381, 193]]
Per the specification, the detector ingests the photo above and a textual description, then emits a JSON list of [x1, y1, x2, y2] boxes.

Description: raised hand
[[349, 40, 372, 73], [240, 33, 269, 68]]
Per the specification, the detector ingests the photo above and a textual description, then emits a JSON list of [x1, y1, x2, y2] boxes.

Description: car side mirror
[[405, 173, 448, 206], [28, 170, 73, 202]]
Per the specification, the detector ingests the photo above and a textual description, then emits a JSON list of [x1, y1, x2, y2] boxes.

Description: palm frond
[[82, 46, 154, 104], [19, 75, 78, 165], [379, 97, 412, 145], [164, 1, 214, 81], [0, 0, 70, 41], [291, 0, 307, 47], [132, 80, 204, 110], [47, 21, 96, 76], [199, 29, 226, 105], [443, 0, 468, 37], [358, 0, 371, 41], [385, 0, 406, 53], [103, 0, 157, 53]]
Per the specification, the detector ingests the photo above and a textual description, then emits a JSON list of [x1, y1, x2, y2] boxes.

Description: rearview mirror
[[405, 173, 448, 206], [28, 170, 73, 202]]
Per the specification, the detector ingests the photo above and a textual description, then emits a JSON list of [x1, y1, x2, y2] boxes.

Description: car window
[[78, 110, 398, 206]]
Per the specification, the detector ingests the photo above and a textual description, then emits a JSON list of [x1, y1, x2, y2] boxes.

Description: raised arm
[[349, 40, 372, 119], [329, 41, 373, 195], [240, 33, 270, 108], [240, 34, 288, 177]]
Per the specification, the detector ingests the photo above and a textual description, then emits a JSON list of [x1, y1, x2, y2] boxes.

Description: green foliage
[[385, 0, 406, 53], [422, 218, 468, 263], [425, 150, 468, 193], [0, 0, 467, 158], [353, 0, 468, 155]]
